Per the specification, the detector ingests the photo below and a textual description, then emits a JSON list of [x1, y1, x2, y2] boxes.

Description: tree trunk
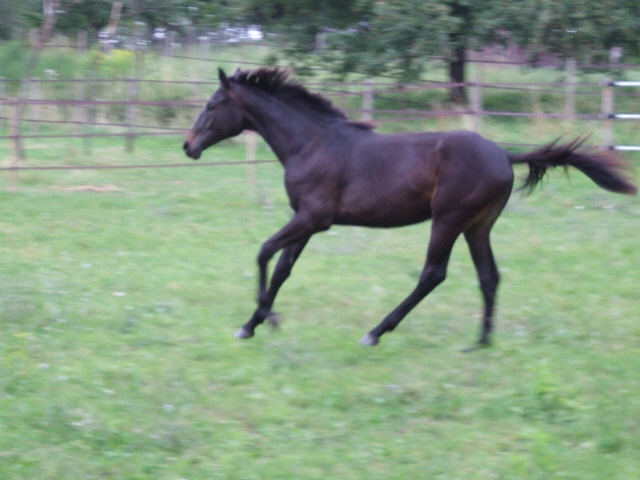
[[103, 1, 123, 52], [449, 45, 467, 105]]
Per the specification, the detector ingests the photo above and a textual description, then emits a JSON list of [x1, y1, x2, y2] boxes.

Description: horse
[[183, 67, 636, 348]]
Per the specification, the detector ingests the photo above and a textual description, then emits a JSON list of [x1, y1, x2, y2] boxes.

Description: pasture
[[1, 130, 639, 479]]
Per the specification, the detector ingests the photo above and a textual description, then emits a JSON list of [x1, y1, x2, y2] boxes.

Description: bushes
[[0, 43, 201, 129]]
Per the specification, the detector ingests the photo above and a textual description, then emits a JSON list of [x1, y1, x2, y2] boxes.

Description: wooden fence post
[[601, 79, 614, 149], [10, 100, 26, 161], [74, 76, 85, 136], [9, 99, 26, 190], [0, 77, 5, 130], [564, 58, 577, 121], [75, 30, 88, 138], [30, 78, 41, 133], [125, 77, 138, 152], [469, 63, 483, 132], [125, 22, 145, 153], [84, 71, 97, 155], [77, 30, 88, 51], [361, 79, 374, 122], [531, 82, 544, 127], [29, 29, 39, 48], [609, 47, 623, 78]]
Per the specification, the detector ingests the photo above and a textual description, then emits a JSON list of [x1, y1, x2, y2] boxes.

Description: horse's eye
[[206, 102, 215, 111]]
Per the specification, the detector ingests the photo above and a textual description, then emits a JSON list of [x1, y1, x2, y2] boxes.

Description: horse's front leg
[[235, 239, 309, 339], [235, 212, 326, 339]]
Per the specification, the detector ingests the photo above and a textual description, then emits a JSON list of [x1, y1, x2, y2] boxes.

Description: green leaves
[[255, 0, 640, 80], [507, 0, 640, 62]]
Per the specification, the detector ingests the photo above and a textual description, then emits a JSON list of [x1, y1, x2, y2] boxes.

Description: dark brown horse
[[183, 67, 636, 348]]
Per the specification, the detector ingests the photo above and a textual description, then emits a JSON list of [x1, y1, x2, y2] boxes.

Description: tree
[[0, 2, 25, 39], [245, 0, 514, 101], [240, 0, 375, 74], [55, 0, 113, 35], [324, 0, 512, 101], [326, 1, 454, 80], [505, 0, 640, 64], [247, 0, 640, 103], [0, 1, 44, 40]]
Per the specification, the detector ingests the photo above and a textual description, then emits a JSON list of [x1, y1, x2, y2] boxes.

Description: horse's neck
[[242, 91, 325, 163]]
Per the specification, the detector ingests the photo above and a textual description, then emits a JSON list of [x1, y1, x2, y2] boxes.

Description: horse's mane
[[230, 68, 374, 130]]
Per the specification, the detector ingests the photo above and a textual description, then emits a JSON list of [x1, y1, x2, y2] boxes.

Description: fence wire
[[2, 59, 639, 177]]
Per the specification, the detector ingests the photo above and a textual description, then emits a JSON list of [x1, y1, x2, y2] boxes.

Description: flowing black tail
[[508, 137, 637, 195]]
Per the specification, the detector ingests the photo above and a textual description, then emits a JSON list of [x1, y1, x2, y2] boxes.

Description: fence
[[2, 55, 640, 187], [601, 81, 640, 152]]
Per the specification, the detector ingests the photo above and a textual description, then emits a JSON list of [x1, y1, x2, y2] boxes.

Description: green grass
[[1, 131, 639, 479]]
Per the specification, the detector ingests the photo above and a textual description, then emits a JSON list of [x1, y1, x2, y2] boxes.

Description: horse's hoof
[[461, 341, 490, 353], [267, 312, 281, 328], [359, 333, 379, 346], [235, 327, 254, 339]]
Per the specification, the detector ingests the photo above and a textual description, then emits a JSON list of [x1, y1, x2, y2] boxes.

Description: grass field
[[1, 128, 639, 479]]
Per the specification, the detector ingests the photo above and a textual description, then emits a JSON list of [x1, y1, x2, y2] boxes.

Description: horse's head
[[183, 68, 246, 160]]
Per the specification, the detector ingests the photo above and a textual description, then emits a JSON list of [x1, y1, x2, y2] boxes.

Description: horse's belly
[[334, 196, 432, 227]]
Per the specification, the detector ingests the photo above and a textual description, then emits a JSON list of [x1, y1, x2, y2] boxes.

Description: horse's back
[[353, 129, 514, 192]]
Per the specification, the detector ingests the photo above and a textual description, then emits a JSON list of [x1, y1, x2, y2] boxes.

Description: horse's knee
[[479, 270, 499, 297], [257, 243, 274, 268], [417, 266, 447, 295]]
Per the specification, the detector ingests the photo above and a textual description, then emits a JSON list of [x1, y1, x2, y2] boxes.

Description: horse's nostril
[[183, 141, 189, 151]]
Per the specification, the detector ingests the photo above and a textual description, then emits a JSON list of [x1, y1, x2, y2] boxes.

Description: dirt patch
[[55, 185, 123, 193]]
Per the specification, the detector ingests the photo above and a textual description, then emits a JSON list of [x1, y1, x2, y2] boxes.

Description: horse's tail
[[508, 136, 637, 195]]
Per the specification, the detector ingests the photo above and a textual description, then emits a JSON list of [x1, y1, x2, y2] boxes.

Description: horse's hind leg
[[463, 223, 500, 348], [462, 190, 510, 349], [360, 219, 462, 346], [236, 238, 309, 339]]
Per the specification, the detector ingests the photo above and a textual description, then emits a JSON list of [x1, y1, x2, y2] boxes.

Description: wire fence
[[0, 78, 625, 127], [0, 159, 274, 172], [1, 45, 639, 179]]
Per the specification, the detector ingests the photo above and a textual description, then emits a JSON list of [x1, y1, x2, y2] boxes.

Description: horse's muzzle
[[183, 140, 201, 160]]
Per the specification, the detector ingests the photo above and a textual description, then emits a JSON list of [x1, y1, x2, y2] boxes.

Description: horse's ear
[[234, 68, 241, 77], [218, 68, 231, 90]]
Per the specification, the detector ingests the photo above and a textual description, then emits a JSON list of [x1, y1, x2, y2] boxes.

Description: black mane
[[230, 68, 374, 130]]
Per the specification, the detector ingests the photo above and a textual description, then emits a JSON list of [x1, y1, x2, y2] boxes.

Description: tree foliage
[[0, 0, 43, 40], [325, 1, 454, 79], [247, 0, 639, 80], [507, 0, 640, 62], [2, 0, 639, 80], [0, 1, 241, 39]]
